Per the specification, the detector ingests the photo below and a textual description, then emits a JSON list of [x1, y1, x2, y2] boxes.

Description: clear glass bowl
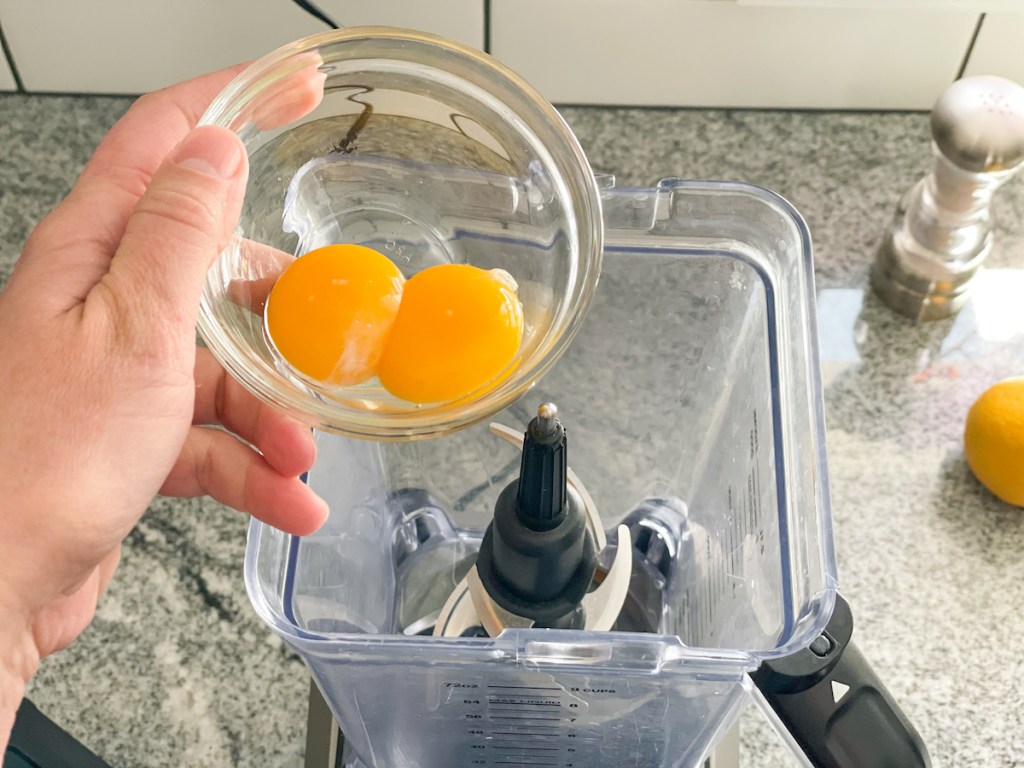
[[195, 27, 603, 440]]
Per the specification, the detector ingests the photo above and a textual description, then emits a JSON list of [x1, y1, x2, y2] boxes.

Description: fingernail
[[174, 125, 244, 179]]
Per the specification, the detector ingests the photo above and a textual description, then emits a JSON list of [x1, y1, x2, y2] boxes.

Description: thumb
[[103, 125, 248, 329]]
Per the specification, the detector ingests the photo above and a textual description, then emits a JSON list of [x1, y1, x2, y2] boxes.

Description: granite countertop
[[1, 93, 1022, 767]]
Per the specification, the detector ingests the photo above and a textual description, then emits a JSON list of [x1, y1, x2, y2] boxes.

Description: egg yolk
[[378, 264, 524, 403], [265, 244, 404, 386]]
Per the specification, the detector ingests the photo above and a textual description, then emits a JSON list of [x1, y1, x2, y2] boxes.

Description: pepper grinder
[[872, 75, 1024, 321]]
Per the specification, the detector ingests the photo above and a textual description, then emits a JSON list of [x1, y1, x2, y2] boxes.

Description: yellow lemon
[[964, 377, 1024, 507]]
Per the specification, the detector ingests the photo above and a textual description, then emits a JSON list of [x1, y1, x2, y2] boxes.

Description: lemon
[[964, 377, 1024, 507]]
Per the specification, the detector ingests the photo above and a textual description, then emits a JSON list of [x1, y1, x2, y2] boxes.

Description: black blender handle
[[750, 594, 931, 768]]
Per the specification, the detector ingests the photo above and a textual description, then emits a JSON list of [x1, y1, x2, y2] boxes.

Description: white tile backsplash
[[963, 12, 1024, 84], [491, 0, 980, 109], [0, 0, 483, 94]]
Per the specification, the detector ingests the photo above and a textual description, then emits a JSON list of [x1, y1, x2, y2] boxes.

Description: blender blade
[[433, 409, 632, 637]]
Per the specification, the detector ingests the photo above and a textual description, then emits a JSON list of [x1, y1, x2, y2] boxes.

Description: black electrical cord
[[291, 0, 341, 29]]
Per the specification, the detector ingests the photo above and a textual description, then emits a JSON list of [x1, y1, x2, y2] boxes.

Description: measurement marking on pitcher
[[489, 708, 561, 716], [487, 700, 561, 708], [491, 733, 557, 741], [492, 739, 599, 745], [454, 680, 604, 767], [489, 745, 561, 753], [487, 723, 558, 728], [487, 685, 561, 691]]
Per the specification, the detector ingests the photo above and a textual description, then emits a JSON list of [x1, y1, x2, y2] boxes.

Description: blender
[[197, 28, 931, 768]]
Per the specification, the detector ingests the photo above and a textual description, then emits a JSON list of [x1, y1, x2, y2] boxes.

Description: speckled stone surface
[[2, 92, 1023, 767]]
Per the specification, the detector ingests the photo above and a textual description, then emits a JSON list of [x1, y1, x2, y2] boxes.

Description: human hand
[[0, 63, 328, 734]]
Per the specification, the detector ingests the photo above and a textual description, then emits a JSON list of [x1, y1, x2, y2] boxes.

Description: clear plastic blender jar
[[197, 28, 839, 768]]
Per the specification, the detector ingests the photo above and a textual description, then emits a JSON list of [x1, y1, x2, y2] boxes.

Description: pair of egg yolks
[[265, 244, 525, 404]]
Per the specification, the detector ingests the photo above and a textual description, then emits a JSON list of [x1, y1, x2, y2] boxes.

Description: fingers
[[247, 54, 326, 132], [162, 426, 329, 536], [22, 57, 324, 306], [84, 63, 250, 188], [18, 65, 250, 303], [71, 63, 250, 250], [193, 347, 316, 477], [96, 546, 122, 598], [226, 239, 295, 315], [94, 125, 248, 341], [75, 57, 322, 246]]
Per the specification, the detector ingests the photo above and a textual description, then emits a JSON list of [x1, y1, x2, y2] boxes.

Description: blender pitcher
[[197, 28, 930, 768]]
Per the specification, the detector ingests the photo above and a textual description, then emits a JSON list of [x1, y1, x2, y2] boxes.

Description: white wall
[[0, 0, 483, 94], [0, 1, 1019, 107], [309, 0, 482, 50], [491, 0, 980, 109], [963, 13, 1024, 83]]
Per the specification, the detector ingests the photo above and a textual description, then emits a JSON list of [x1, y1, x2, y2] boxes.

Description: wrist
[[1, 590, 39, 754]]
